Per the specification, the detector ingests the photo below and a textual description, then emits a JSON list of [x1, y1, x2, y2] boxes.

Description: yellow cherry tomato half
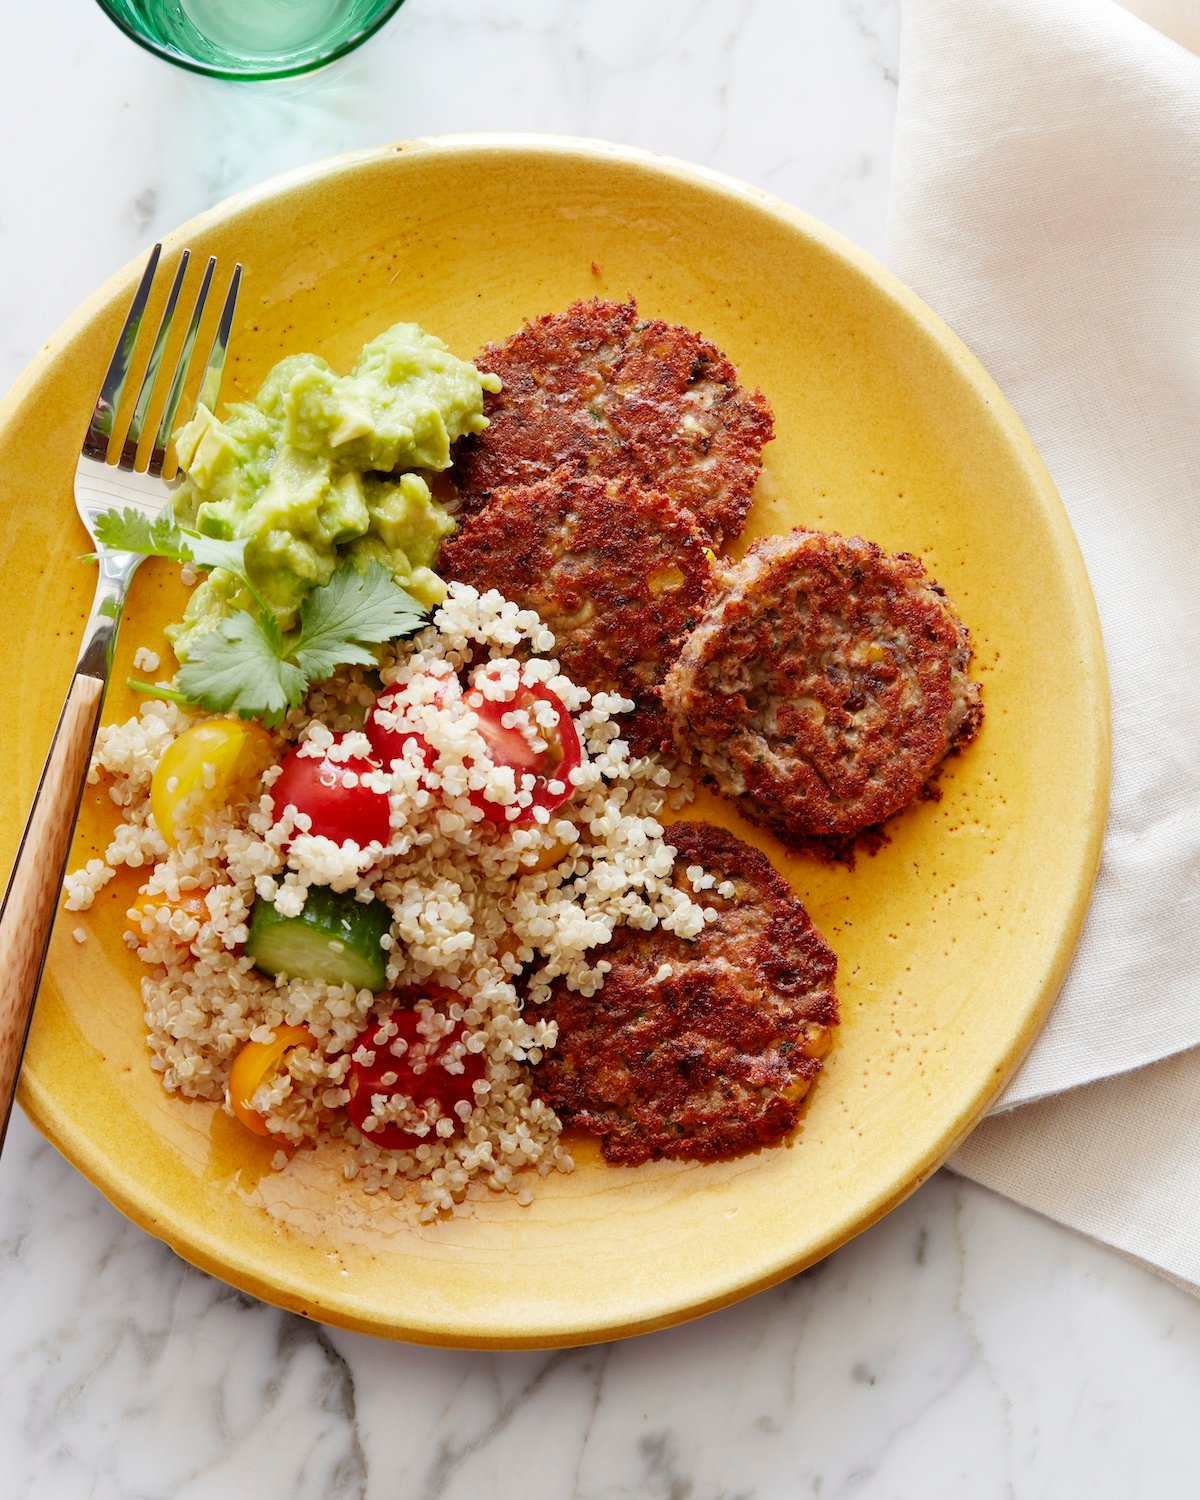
[[228, 1025, 315, 1138], [151, 720, 275, 847], [523, 832, 575, 873], [493, 930, 523, 965], [127, 886, 211, 937]]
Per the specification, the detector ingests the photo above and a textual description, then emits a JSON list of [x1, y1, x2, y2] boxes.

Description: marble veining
[[1, 1, 1197, 1495]]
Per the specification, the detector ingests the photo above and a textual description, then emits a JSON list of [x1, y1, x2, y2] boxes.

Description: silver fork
[[0, 244, 241, 1151]]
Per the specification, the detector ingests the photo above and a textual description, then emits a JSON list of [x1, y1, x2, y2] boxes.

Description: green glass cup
[[94, 0, 407, 80]]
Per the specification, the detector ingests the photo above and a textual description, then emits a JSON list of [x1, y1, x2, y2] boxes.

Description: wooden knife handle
[[0, 672, 105, 1149]]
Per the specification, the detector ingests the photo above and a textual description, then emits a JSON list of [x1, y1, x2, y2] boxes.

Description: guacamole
[[170, 323, 500, 657]]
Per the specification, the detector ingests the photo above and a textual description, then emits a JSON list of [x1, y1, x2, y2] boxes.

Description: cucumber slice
[[245, 887, 391, 992]]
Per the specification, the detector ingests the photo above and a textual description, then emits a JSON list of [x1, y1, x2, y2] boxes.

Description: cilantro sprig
[[93, 508, 271, 614], [96, 507, 427, 724], [175, 562, 424, 722]]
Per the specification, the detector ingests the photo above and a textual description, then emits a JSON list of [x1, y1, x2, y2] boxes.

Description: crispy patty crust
[[454, 298, 774, 550], [530, 821, 838, 1165], [662, 529, 984, 849], [439, 470, 713, 752]]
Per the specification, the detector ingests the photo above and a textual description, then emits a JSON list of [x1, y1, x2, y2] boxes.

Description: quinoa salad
[[67, 586, 707, 1219]]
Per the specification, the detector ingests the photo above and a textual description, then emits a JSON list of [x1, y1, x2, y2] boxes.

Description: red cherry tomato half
[[464, 676, 582, 826], [365, 676, 454, 770], [345, 988, 487, 1151], [271, 735, 390, 849], [367, 671, 582, 828]]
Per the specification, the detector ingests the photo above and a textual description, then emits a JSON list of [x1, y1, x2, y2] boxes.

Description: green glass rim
[[91, 0, 408, 81]]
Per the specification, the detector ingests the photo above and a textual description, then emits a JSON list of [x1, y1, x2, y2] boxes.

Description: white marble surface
[[2, 2, 1199, 1496]]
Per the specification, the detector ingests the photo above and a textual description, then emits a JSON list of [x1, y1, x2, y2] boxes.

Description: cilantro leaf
[[96, 511, 431, 722], [290, 562, 426, 682], [93, 506, 249, 580], [175, 612, 306, 725]]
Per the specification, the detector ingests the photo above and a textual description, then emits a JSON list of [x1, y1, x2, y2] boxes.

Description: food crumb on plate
[[63, 857, 115, 912]]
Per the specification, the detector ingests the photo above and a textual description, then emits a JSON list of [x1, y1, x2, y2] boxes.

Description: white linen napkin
[[887, 0, 1200, 1288]]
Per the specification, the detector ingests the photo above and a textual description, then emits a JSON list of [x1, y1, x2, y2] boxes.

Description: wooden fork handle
[[0, 671, 105, 1150]]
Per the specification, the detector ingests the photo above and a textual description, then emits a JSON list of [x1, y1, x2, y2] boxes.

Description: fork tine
[[146, 255, 216, 478], [119, 250, 191, 469], [82, 242, 162, 460], [197, 264, 242, 415]]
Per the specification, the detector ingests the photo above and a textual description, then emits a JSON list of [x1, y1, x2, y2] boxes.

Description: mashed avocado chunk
[[170, 323, 499, 657]]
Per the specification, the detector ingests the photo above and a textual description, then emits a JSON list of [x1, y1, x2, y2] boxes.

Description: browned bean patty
[[454, 298, 775, 550], [662, 530, 984, 849], [530, 821, 838, 1165], [439, 470, 713, 753]]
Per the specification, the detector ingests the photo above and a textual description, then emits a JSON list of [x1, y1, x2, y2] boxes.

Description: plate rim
[[5, 134, 1111, 1347]]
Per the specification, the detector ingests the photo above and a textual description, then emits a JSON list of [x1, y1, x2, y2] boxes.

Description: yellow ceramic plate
[[2, 137, 1108, 1348]]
